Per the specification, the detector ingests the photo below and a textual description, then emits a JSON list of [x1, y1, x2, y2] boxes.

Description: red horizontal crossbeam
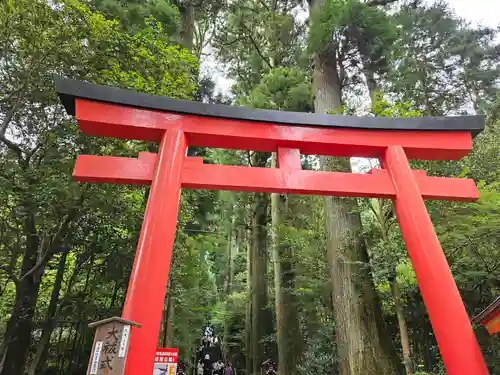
[[73, 153, 479, 201], [75, 99, 473, 160]]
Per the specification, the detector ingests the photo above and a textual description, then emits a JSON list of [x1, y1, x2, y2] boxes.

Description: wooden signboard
[[86, 317, 141, 375]]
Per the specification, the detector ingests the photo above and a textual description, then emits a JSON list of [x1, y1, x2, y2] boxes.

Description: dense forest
[[0, 0, 499, 374]]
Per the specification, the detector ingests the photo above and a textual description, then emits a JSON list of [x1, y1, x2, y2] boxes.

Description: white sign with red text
[[153, 348, 178, 375]]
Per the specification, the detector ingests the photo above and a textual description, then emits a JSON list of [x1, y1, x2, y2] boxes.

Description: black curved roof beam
[[54, 76, 484, 136]]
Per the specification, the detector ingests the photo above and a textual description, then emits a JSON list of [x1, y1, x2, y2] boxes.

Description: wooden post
[[86, 317, 141, 375]]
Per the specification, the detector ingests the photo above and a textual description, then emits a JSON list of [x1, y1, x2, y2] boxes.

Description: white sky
[[447, 0, 499, 27]]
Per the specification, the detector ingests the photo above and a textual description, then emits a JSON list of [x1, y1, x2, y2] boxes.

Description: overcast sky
[[447, 0, 499, 27]]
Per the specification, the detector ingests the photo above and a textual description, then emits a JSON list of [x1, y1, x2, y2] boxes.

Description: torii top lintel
[[55, 76, 484, 156]]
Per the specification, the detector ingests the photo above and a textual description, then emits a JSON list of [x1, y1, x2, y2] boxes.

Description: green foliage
[[92, 0, 181, 36], [212, 293, 247, 368], [238, 67, 312, 111], [298, 321, 338, 375], [308, 0, 346, 53], [102, 18, 198, 98], [371, 93, 424, 118], [0, 0, 200, 373], [387, 2, 500, 115], [308, 0, 398, 72], [170, 228, 219, 363], [213, 0, 306, 96]]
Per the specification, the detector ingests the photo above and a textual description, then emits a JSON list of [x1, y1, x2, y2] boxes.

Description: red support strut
[[121, 128, 187, 375], [383, 146, 489, 375]]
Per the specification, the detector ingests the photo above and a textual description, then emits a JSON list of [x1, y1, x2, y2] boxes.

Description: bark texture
[[310, 2, 403, 372], [179, 2, 195, 51], [245, 236, 253, 375], [250, 152, 273, 375], [226, 219, 239, 295], [27, 251, 68, 375], [162, 291, 175, 348], [1, 214, 41, 375], [390, 276, 413, 375]]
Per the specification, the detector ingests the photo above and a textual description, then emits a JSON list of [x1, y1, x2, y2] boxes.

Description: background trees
[[0, 0, 499, 375]]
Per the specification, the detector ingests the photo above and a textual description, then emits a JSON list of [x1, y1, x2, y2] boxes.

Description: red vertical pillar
[[383, 145, 488, 375], [122, 127, 187, 375]]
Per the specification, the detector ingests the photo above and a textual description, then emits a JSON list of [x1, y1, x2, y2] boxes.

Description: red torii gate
[[55, 77, 489, 375]]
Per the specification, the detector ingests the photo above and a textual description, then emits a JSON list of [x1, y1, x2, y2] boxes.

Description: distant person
[[262, 359, 276, 375], [215, 360, 224, 375], [203, 354, 211, 375], [177, 362, 186, 375], [224, 361, 233, 375], [204, 326, 213, 337], [197, 361, 204, 375], [203, 326, 213, 347]]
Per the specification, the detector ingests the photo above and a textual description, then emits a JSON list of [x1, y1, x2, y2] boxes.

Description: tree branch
[[218, 35, 245, 49], [468, 261, 500, 294], [256, 0, 270, 12], [0, 265, 19, 285], [18, 247, 54, 284], [247, 151, 254, 166], [0, 94, 24, 160], [239, 23, 273, 69], [0, 92, 26, 166], [0, 85, 24, 136], [366, 0, 398, 6], [19, 190, 86, 283], [465, 236, 491, 273], [0, 133, 24, 165]]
